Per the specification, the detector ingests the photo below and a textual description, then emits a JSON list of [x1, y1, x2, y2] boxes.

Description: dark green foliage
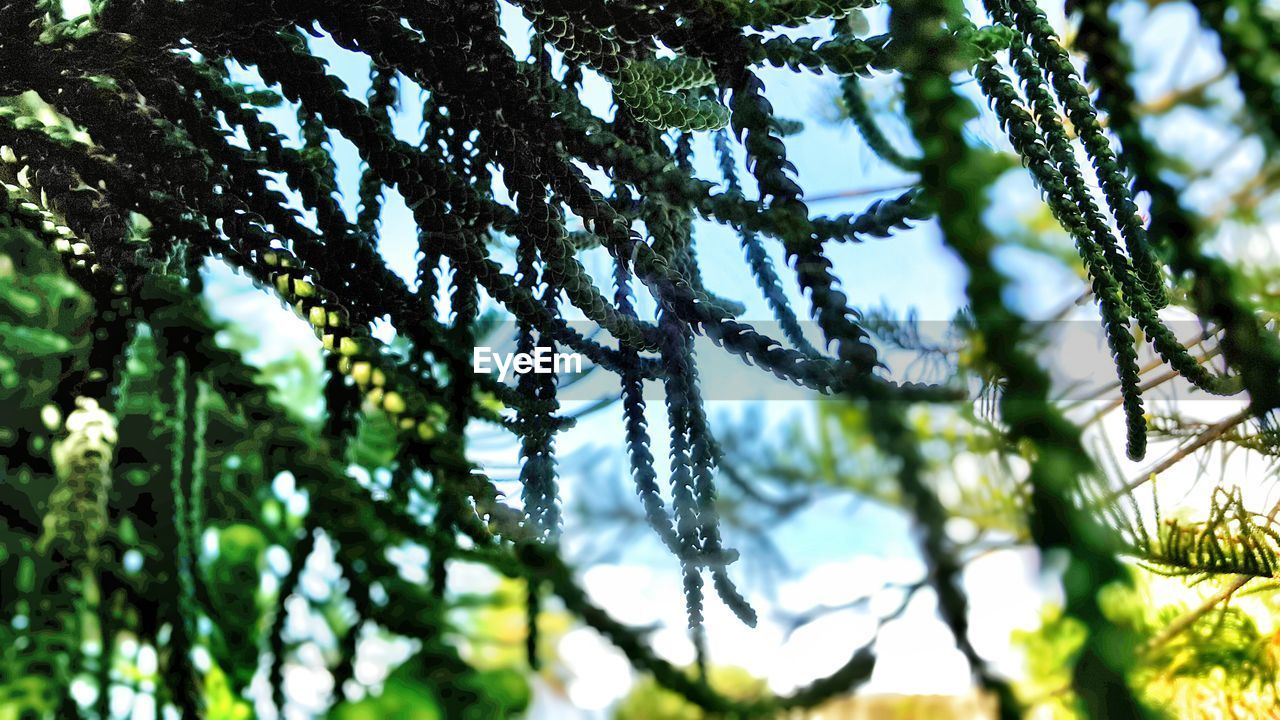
[[836, 72, 917, 170], [973, 56, 1149, 460], [1004, 0, 1167, 310], [714, 128, 817, 354], [356, 62, 397, 236], [890, 0, 1165, 715], [0, 0, 1276, 718]]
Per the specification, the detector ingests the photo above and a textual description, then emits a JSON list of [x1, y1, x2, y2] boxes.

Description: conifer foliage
[[0, 0, 1276, 718]]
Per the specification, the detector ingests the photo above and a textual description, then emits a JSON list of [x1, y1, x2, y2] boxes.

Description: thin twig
[[1083, 347, 1224, 427], [1105, 408, 1253, 503], [1143, 575, 1251, 654], [1070, 325, 1224, 409], [805, 183, 917, 203]]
